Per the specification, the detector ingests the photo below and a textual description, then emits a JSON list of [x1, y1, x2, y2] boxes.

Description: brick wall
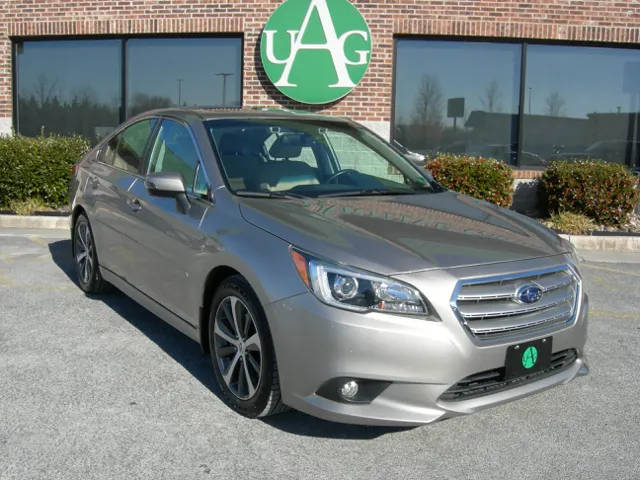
[[1, 0, 640, 128]]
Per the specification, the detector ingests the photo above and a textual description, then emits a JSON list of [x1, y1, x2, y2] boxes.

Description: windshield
[[204, 118, 441, 198]]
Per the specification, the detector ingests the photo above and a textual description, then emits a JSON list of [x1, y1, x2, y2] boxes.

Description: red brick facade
[[1, 0, 640, 127]]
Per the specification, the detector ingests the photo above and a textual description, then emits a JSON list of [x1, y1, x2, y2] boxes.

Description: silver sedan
[[69, 108, 588, 426]]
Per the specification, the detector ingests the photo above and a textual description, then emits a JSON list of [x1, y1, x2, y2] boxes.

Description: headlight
[[291, 249, 432, 316]]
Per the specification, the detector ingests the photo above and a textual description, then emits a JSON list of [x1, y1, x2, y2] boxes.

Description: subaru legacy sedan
[[69, 108, 588, 426]]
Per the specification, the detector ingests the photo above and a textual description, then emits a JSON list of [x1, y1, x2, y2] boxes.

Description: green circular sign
[[521, 346, 538, 369], [260, 0, 372, 104]]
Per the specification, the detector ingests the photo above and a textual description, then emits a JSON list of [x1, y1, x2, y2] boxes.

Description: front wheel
[[209, 275, 287, 418]]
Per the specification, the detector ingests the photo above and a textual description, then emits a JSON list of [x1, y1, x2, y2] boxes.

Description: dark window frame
[[11, 33, 244, 136], [392, 34, 640, 169]]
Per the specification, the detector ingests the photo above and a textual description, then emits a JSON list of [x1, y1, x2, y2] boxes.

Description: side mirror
[[145, 171, 190, 213], [145, 171, 186, 196]]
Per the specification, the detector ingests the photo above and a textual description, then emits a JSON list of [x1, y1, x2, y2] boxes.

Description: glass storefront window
[[522, 44, 640, 168], [394, 39, 640, 169], [15, 37, 242, 143], [394, 40, 522, 164], [16, 39, 121, 142], [126, 37, 242, 117]]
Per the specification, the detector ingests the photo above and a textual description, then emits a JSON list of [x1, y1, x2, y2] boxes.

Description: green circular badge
[[260, 0, 372, 104], [521, 346, 538, 369]]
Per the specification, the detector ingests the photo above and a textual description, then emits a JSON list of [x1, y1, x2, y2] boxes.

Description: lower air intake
[[440, 349, 578, 401]]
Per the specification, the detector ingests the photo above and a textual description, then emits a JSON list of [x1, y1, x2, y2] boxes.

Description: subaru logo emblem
[[515, 284, 543, 304]]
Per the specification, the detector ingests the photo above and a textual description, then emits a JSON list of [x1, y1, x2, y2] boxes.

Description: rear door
[[126, 118, 211, 325], [87, 118, 157, 280]]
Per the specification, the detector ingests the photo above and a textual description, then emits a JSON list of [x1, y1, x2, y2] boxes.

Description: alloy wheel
[[213, 296, 263, 400], [74, 221, 94, 285]]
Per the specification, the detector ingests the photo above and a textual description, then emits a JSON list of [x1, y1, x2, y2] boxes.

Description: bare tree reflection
[[481, 80, 502, 113], [18, 74, 118, 143], [35, 73, 59, 106], [545, 91, 566, 117], [413, 75, 444, 125], [128, 93, 174, 117]]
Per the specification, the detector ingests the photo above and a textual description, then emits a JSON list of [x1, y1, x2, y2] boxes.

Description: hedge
[[540, 160, 639, 226], [426, 154, 513, 207], [0, 135, 90, 209]]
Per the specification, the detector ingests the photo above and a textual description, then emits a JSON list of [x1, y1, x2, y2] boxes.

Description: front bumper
[[265, 255, 589, 426]]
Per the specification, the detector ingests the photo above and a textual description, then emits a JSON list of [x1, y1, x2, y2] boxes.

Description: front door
[[125, 119, 212, 326]]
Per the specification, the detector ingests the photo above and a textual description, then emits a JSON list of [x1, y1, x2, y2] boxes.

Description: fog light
[[339, 380, 359, 399], [317, 377, 391, 404]]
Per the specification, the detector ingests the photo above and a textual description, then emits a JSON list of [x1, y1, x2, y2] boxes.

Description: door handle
[[127, 198, 142, 212]]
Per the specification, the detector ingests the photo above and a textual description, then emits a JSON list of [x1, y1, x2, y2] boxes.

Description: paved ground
[[1, 228, 639, 480]]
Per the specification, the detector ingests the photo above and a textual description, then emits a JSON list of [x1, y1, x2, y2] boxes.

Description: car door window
[[148, 120, 201, 192], [102, 119, 155, 173], [101, 136, 118, 166]]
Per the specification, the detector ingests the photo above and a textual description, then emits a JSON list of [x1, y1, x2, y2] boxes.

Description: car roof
[[136, 107, 353, 125]]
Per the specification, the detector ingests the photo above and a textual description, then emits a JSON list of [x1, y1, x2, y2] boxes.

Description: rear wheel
[[73, 213, 109, 294], [209, 275, 287, 418]]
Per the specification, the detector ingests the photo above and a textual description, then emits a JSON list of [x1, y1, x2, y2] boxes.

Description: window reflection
[[16, 40, 121, 142], [126, 37, 242, 118], [523, 45, 640, 168], [394, 40, 521, 164], [16, 37, 243, 144], [148, 119, 200, 190]]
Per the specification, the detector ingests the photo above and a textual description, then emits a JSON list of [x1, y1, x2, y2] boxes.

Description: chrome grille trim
[[455, 269, 572, 301], [450, 265, 581, 341], [457, 289, 574, 319]]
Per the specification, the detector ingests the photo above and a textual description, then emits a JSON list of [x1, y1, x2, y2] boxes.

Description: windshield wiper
[[317, 189, 419, 198], [235, 190, 309, 200]]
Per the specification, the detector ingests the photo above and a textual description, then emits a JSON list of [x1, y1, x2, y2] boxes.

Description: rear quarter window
[[101, 118, 156, 174]]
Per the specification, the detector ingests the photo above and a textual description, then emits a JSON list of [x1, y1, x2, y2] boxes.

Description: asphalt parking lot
[[1, 228, 639, 480]]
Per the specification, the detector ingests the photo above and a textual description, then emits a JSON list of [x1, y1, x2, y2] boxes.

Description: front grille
[[440, 349, 578, 401], [451, 265, 580, 340]]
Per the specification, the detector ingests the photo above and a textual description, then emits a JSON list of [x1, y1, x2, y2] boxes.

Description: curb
[[559, 234, 640, 253], [0, 214, 70, 230], [1, 214, 639, 253]]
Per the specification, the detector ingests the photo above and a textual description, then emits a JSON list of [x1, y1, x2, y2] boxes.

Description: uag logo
[[521, 346, 538, 369], [261, 0, 372, 104]]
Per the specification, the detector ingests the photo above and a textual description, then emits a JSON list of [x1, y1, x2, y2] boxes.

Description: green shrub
[[426, 153, 513, 207], [8, 197, 52, 216], [540, 160, 639, 226], [542, 211, 597, 235], [0, 135, 90, 209]]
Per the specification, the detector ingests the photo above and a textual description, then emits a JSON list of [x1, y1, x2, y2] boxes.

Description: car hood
[[238, 191, 569, 275]]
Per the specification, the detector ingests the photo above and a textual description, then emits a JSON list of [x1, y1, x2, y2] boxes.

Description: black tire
[[208, 275, 287, 418], [72, 213, 110, 294]]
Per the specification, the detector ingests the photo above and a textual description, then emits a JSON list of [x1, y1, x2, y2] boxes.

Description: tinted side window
[[102, 119, 155, 173], [102, 136, 119, 166], [194, 165, 209, 197], [147, 120, 200, 191]]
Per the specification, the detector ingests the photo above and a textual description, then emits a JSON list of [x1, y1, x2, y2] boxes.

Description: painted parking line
[[0, 267, 13, 286], [26, 236, 52, 247], [581, 263, 640, 278], [0, 232, 68, 239], [589, 309, 640, 320]]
